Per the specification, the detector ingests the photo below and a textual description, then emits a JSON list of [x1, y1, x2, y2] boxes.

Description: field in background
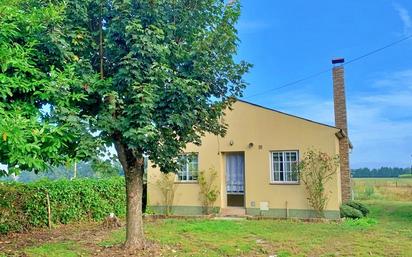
[[353, 178, 412, 201]]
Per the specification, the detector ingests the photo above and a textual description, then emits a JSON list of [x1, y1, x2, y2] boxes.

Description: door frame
[[224, 151, 245, 207]]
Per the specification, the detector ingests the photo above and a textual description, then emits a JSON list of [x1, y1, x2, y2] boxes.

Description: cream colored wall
[[147, 101, 342, 211], [147, 135, 223, 207]]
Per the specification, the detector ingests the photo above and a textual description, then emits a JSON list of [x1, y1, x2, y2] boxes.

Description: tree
[[351, 167, 410, 178], [0, 0, 99, 176], [1, 0, 250, 250], [91, 159, 123, 178], [299, 149, 339, 218]]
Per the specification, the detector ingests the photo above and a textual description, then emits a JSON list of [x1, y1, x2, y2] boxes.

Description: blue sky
[[235, 1, 412, 168]]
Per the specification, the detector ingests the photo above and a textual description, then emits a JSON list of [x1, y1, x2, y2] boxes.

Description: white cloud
[[394, 3, 412, 35], [265, 69, 412, 168], [373, 69, 412, 88]]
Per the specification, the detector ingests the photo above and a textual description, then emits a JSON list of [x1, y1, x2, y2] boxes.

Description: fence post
[[46, 192, 51, 229]]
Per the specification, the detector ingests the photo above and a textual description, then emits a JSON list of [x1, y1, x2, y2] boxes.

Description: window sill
[[269, 182, 300, 185], [174, 181, 199, 184]]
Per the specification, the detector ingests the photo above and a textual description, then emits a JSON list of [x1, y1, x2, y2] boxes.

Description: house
[[147, 59, 352, 219]]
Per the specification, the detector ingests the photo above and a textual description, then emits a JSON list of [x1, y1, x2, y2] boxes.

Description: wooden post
[[46, 192, 51, 229], [285, 201, 289, 219], [73, 161, 77, 179]]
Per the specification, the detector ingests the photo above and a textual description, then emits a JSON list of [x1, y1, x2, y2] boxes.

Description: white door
[[226, 153, 245, 194]]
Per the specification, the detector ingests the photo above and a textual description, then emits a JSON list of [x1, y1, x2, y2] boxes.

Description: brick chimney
[[332, 58, 352, 203]]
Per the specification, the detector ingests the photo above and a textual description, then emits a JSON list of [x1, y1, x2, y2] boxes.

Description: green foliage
[[399, 173, 412, 178], [55, 0, 251, 174], [340, 204, 363, 219], [0, 0, 102, 175], [0, 177, 125, 234], [198, 168, 220, 215], [346, 201, 370, 216], [299, 149, 339, 217], [90, 159, 123, 178], [343, 217, 378, 229], [277, 251, 292, 257], [1, 0, 250, 245]]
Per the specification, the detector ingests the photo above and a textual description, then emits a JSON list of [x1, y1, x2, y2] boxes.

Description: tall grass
[[353, 178, 412, 201]]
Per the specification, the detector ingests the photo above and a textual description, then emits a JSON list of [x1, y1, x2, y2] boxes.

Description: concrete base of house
[[220, 207, 246, 217], [149, 205, 340, 219], [246, 208, 340, 219], [149, 205, 219, 216]]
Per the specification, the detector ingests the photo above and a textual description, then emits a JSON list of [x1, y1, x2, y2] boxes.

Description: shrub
[[346, 201, 369, 216], [155, 173, 177, 216], [399, 174, 412, 178], [198, 168, 220, 215], [0, 177, 126, 234], [299, 149, 339, 217], [340, 204, 363, 219]]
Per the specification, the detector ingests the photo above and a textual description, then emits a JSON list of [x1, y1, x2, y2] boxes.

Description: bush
[[399, 174, 412, 178], [346, 201, 369, 216], [299, 149, 339, 217], [340, 204, 363, 219], [198, 168, 220, 215], [0, 177, 126, 234], [155, 173, 177, 216]]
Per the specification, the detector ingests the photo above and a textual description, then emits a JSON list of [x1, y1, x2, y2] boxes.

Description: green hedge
[[346, 201, 369, 217], [0, 177, 126, 234], [340, 204, 363, 219]]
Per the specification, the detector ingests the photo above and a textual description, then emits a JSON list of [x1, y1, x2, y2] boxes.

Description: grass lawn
[[1, 200, 412, 257], [23, 242, 89, 257]]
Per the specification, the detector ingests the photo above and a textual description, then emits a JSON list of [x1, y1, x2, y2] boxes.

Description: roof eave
[[236, 99, 339, 130]]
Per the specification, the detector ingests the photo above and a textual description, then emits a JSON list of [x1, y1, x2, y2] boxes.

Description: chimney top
[[332, 58, 345, 65]]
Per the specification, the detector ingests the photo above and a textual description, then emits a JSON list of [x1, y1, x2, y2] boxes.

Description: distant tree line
[[0, 157, 150, 183], [1, 160, 123, 183], [351, 167, 412, 178]]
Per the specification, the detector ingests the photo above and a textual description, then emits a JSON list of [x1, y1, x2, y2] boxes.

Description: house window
[[177, 153, 199, 181], [271, 151, 299, 183]]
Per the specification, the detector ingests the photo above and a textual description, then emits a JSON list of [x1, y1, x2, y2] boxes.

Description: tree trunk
[[124, 163, 145, 249], [114, 140, 145, 250]]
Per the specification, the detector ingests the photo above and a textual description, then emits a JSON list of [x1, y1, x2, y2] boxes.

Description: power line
[[244, 68, 331, 99], [344, 34, 412, 66], [243, 34, 412, 100]]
